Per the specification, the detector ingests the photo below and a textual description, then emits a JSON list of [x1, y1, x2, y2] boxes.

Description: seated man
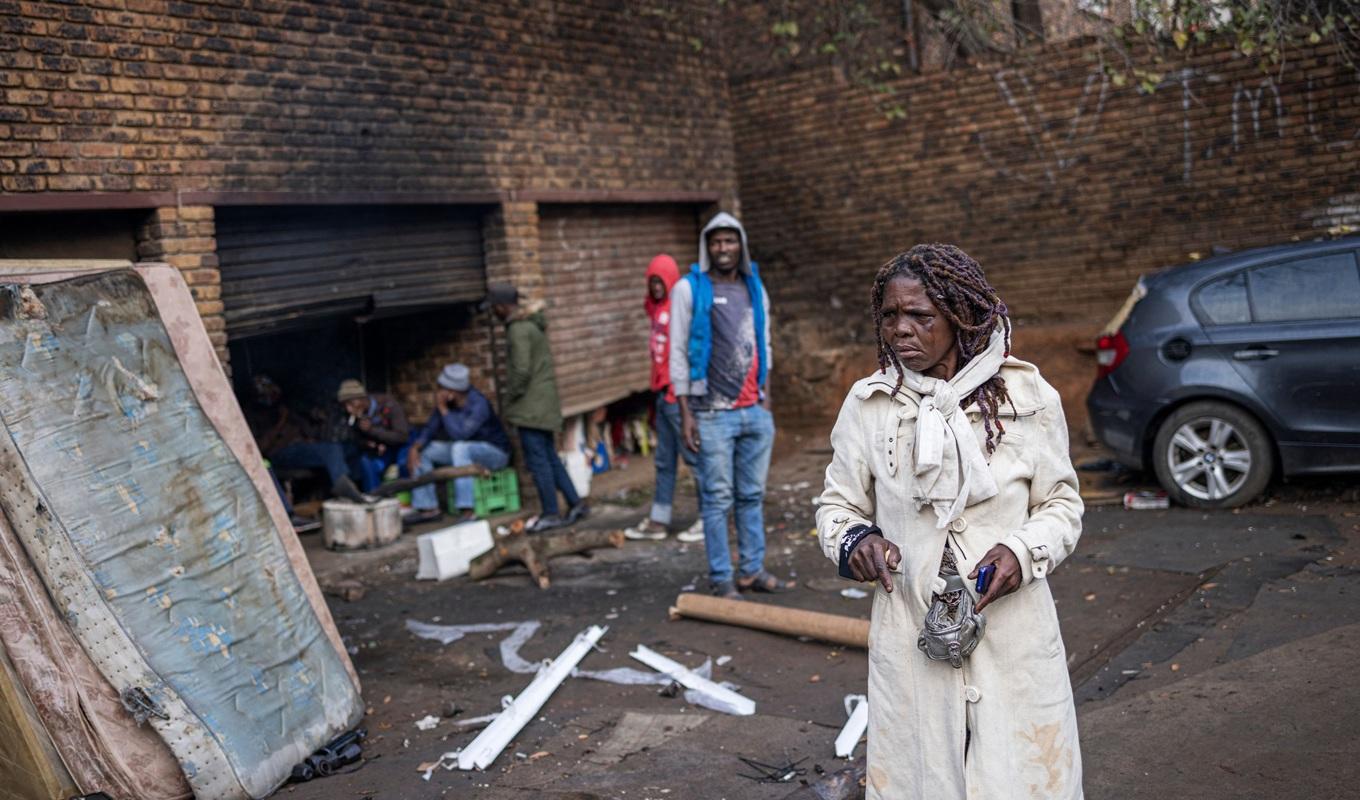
[[336, 379, 411, 492], [405, 363, 512, 524], [244, 374, 367, 503]]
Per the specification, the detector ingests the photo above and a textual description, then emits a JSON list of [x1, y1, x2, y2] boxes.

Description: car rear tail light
[[1096, 331, 1129, 377]]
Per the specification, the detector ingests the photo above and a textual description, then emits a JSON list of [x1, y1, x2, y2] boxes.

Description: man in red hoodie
[[625, 254, 706, 542]]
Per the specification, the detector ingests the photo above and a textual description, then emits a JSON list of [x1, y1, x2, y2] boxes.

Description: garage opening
[[216, 204, 492, 506]]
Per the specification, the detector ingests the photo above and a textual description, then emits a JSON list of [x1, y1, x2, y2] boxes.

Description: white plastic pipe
[[457, 625, 608, 770], [835, 694, 868, 758], [629, 644, 755, 716]]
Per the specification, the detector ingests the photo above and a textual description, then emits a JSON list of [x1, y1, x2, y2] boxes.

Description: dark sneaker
[[528, 514, 566, 533], [402, 508, 443, 526], [453, 509, 479, 524], [331, 475, 367, 504], [564, 502, 590, 525]]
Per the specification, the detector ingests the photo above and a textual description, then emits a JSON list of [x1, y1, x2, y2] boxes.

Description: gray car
[[1086, 236, 1360, 508]]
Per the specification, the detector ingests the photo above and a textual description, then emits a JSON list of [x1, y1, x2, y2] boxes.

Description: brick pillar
[[480, 201, 544, 400], [136, 205, 228, 370], [480, 201, 547, 489], [482, 201, 543, 295]]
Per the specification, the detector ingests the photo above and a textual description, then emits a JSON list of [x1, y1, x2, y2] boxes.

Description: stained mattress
[[0, 264, 363, 800]]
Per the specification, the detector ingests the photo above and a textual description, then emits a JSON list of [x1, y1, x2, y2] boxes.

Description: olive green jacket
[[503, 306, 564, 432]]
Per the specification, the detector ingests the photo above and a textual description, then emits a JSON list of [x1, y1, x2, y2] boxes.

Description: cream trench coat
[[817, 358, 1084, 800]]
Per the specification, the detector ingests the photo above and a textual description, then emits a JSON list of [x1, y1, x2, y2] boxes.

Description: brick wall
[[0, 0, 735, 197], [729, 40, 1360, 426], [134, 204, 226, 363], [385, 307, 493, 425], [2, 0, 738, 429], [537, 203, 700, 416]]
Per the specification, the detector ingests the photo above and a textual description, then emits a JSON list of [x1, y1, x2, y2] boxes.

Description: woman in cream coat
[[816, 244, 1084, 799]]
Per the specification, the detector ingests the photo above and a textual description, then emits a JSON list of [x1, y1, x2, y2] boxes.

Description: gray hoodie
[[668, 212, 773, 401]]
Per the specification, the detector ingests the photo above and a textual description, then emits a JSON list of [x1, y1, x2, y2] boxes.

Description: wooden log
[[669, 593, 870, 649], [368, 465, 487, 497], [467, 528, 625, 588]]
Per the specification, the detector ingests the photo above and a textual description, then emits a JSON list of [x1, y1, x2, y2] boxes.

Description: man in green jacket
[[483, 283, 589, 532]]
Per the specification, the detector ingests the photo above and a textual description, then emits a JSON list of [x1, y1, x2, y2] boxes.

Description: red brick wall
[[386, 309, 494, 425], [132, 205, 229, 367], [730, 41, 1360, 425], [1, 0, 739, 425], [0, 0, 736, 197]]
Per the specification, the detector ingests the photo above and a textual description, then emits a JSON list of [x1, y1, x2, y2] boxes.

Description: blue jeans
[[270, 441, 350, 488], [349, 446, 407, 493], [519, 426, 580, 517], [695, 404, 775, 585], [652, 394, 701, 526], [268, 466, 293, 516], [411, 440, 510, 512]]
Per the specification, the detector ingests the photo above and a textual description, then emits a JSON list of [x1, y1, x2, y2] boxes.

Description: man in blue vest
[[669, 212, 795, 599]]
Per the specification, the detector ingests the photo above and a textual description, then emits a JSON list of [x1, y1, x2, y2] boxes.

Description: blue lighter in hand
[[976, 564, 996, 594]]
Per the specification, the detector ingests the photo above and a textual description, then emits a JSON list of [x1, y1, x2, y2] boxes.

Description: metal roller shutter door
[[216, 205, 485, 338], [539, 204, 700, 416]]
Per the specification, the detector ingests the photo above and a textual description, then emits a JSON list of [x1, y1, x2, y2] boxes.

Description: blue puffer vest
[[684, 261, 768, 391]]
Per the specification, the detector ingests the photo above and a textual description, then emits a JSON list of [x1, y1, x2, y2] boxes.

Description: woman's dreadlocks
[[871, 243, 1014, 453]]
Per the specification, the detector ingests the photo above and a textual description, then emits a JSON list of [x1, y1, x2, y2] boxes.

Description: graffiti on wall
[[976, 62, 1360, 185], [975, 68, 1109, 185]]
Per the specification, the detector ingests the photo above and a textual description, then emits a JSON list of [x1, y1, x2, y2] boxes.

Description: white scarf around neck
[[896, 326, 1008, 528]]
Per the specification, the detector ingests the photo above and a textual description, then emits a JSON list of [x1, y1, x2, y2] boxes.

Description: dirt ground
[[278, 424, 1360, 800]]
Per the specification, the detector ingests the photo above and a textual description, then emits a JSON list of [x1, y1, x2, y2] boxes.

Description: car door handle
[[1232, 347, 1279, 361]]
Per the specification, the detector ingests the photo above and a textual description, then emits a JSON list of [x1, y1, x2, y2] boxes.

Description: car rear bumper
[[1086, 378, 1145, 471]]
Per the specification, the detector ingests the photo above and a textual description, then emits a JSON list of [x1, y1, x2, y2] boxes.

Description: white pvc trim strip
[[835, 695, 868, 758], [629, 644, 756, 716], [457, 625, 607, 771]]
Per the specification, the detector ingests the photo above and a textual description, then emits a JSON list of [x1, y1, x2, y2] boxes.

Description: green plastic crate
[[448, 467, 521, 518]]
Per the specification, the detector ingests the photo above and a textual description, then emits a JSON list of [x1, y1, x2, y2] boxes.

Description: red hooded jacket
[[645, 254, 680, 398]]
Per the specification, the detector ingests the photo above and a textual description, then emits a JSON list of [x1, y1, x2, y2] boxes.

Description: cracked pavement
[[281, 438, 1360, 799]]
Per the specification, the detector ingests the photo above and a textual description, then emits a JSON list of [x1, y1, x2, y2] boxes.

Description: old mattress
[[0, 263, 363, 800]]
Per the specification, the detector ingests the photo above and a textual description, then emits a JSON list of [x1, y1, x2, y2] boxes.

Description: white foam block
[[415, 520, 494, 581]]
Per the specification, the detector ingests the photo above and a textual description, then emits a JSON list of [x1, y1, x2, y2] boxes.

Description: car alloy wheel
[[1152, 401, 1274, 509], [1165, 418, 1251, 502]]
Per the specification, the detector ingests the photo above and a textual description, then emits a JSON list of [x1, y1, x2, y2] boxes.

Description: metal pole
[[486, 309, 505, 420], [903, 0, 919, 73]]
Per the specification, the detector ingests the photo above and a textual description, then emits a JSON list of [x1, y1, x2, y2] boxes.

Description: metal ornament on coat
[[916, 573, 986, 668]]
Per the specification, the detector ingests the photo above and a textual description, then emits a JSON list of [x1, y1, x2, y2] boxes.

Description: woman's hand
[[849, 535, 902, 592], [968, 544, 1023, 612]]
